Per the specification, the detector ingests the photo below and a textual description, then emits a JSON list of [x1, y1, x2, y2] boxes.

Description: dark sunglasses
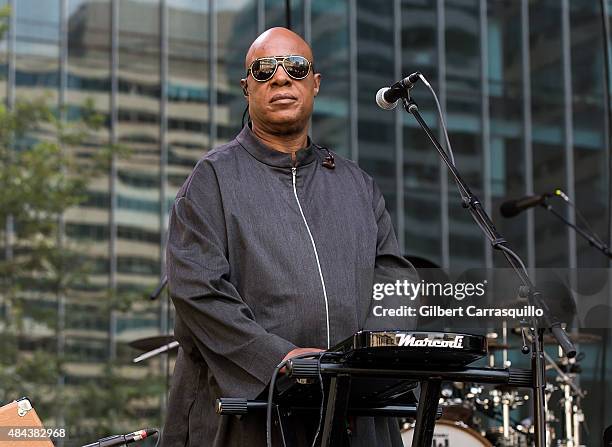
[[246, 55, 312, 82]]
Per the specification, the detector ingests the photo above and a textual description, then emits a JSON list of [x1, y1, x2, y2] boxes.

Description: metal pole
[[521, 0, 535, 270], [436, 0, 449, 268], [394, 0, 404, 252], [348, 0, 358, 162], [109, 0, 119, 361], [159, 0, 169, 423], [479, 0, 492, 269], [285, 0, 291, 30]]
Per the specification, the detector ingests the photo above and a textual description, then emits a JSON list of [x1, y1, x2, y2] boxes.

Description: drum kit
[[399, 325, 597, 447]]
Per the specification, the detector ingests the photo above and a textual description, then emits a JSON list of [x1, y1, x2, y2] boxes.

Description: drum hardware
[[501, 323, 510, 367], [572, 404, 585, 447], [513, 327, 602, 347], [544, 383, 559, 447], [128, 335, 176, 352], [487, 342, 512, 364], [132, 340, 180, 363], [519, 326, 531, 355], [447, 326, 590, 447], [543, 350, 586, 447], [485, 425, 530, 447], [487, 332, 498, 368], [438, 382, 478, 424], [543, 332, 602, 345], [480, 334, 589, 447], [487, 325, 513, 370], [500, 389, 511, 443], [492, 322, 513, 367], [485, 323, 531, 446], [128, 335, 179, 363]]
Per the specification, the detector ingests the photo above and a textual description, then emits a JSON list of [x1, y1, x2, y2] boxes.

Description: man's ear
[[313, 73, 321, 97], [240, 78, 249, 97]]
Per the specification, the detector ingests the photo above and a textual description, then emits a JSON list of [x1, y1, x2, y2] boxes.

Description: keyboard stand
[[217, 364, 532, 447], [284, 361, 532, 447], [411, 378, 441, 447]]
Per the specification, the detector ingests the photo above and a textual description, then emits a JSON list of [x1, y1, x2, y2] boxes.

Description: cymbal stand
[[543, 350, 585, 447]]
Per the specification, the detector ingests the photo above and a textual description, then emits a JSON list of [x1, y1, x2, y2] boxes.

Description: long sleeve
[[166, 161, 296, 399]]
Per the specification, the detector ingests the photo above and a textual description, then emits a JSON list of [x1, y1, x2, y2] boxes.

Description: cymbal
[[129, 335, 176, 351]]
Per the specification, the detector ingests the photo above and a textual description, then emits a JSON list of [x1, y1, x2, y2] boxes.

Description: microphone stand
[[541, 200, 612, 259], [399, 90, 576, 447]]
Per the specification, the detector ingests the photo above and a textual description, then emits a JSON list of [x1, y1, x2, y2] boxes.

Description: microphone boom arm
[[541, 200, 612, 259]]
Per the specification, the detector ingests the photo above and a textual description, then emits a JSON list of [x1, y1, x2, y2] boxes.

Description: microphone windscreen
[[376, 87, 397, 110], [500, 200, 521, 218]]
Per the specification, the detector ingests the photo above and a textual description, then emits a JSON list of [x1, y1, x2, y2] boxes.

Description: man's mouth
[[270, 93, 297, 103]]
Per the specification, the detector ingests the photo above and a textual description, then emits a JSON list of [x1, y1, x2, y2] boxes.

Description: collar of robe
[[236, 124, 317, 168]]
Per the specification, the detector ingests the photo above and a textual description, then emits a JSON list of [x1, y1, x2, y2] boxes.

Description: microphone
[[81, 428, 158, 447], [375, 72, 421, 110], [499, 193, 552, 218]]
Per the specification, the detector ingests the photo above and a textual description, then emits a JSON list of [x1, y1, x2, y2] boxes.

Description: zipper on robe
[[291, 167, 331, 349]]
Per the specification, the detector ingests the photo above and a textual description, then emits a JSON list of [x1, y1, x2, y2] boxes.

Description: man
[[161, 27, 415, 446]]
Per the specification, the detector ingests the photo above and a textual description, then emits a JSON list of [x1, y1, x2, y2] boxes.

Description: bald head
[[240, 27, 321, 140], [245, 27, 314, 70]]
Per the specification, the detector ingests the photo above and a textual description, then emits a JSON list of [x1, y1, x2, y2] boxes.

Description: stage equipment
[[375, 71, 576, 447], [502, 189, 612, 259], [218, 330, 538, 447], [81, 428, 158, 447]]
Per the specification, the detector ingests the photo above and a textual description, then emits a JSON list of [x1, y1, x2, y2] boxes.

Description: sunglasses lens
[[284, 56, 310, 79], [251, 58, 277, 81]]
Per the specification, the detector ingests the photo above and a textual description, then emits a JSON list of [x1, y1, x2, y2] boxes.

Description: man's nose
[[270, 64, 291, 86]]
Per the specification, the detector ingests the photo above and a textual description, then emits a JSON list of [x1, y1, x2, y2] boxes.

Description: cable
[[309, 351, 344, 446], [553, 189, 606, 245], [266, 352, 323, 447], [497, 244, 530, 279], [417, 72, 476, 210], [418, 73, 456, 167], [469, 208, 498, 243], [241, 104, 250, 128], [310, 352, 327, 447], [267, 359, 289, 447], [418, 73, 532, 282]]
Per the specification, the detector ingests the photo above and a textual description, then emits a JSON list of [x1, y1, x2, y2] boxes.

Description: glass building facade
[[2, 0, 612, 444]]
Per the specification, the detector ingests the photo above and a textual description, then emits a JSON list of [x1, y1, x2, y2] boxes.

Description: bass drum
[[401, 420, 492, 447]]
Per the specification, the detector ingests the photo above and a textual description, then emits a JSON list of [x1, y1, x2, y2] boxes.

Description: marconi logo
[[395, 334, 465, 349]]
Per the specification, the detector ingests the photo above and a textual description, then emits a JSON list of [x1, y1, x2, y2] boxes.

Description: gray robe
[[161, 125, 416, 447]]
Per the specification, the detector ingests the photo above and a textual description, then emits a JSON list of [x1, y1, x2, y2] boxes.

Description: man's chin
[[266, 115, 307, 134]]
